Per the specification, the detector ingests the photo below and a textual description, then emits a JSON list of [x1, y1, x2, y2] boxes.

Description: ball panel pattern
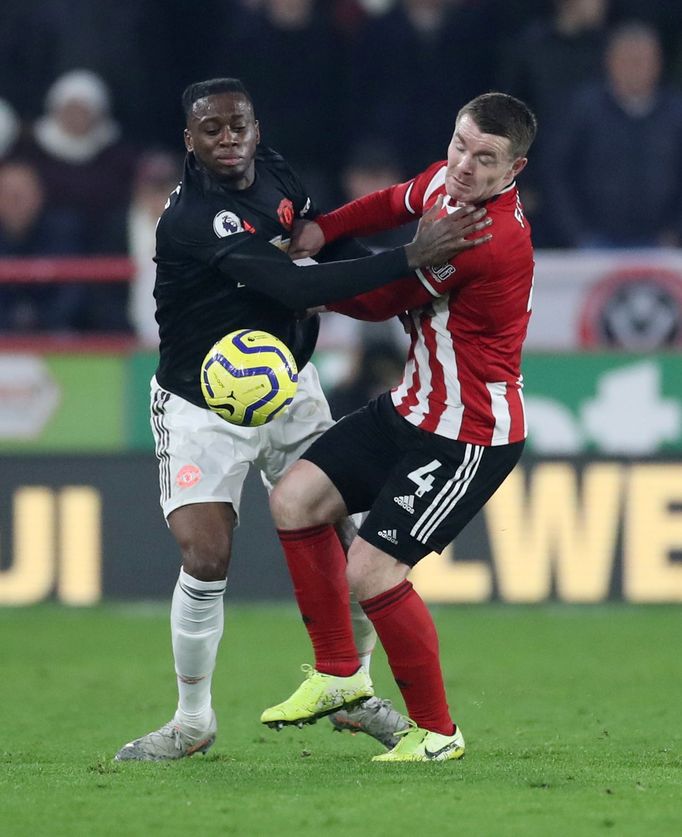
[[200, 329, 299, 427]]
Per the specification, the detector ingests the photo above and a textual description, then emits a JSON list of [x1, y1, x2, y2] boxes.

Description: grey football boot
[[115, 711, 217, 761], [329, 697, 410, 749]]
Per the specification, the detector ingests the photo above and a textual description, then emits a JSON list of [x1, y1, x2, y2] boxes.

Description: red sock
[[361, 580, 454, 735], [278, 524, 359, 677]]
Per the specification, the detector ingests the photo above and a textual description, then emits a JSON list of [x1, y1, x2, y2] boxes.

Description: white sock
[[350, 591, 376, 676], [336, 516, 377, 676], [171, 567, 226, 730]]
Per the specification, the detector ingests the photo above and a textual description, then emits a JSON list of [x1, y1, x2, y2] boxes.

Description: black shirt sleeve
[[317, 236, 372, 261], [213, 233, 408, 310]]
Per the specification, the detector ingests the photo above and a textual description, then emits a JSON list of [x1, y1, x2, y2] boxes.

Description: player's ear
[[511, 157, 527, 179], [255, 120, 260, 145], [184, 128, 193, 153]]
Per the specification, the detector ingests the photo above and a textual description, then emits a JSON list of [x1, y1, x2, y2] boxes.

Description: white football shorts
[[149, 364, 334, 520]]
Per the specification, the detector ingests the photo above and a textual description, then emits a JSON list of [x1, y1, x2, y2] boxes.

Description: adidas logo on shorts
[[393, 494, 415, 514], [377, 529, 399, 545]]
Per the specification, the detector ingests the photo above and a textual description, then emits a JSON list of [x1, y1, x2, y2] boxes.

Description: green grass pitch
[[1, 603, 680, 836]]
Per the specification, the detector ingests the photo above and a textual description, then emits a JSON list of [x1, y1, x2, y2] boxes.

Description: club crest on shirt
[[277, 198, 295, 230], [213, 210, 244, 238]]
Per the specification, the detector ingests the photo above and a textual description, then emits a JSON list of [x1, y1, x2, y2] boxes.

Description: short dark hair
[[181, 78, 254, 122], [457, 93, 537, 159]]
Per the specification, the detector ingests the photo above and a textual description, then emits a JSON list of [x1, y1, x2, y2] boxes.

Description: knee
[[169, 504, 234, 581], [270, 474, 319, 528], [270, 461, 344, 530], [177, 529, 231, 581]]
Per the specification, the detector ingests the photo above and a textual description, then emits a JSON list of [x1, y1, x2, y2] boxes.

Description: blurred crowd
[[1, 0, 682, 405]]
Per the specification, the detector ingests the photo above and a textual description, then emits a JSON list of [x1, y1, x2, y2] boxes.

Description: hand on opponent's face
[[404, 196, 492, 269]]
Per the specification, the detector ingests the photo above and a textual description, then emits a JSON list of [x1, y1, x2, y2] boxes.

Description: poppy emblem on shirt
[[277, 198, 295, 230], [213, 210, 244, 238]]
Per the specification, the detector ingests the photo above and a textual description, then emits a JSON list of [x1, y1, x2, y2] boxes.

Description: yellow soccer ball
[[200, 329, 298, 427]]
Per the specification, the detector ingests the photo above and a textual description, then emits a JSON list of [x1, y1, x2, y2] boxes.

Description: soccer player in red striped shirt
[[261, 93, 537, 761]]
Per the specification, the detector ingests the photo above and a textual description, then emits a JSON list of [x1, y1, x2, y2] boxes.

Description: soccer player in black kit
[[114, 78, 491, 761]]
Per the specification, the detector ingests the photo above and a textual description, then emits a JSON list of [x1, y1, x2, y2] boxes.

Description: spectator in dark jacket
[[0, 160, 83, 330], [543, 21, 682, 248], [346, 0, 502, 176], [498, 0, 610, 246]]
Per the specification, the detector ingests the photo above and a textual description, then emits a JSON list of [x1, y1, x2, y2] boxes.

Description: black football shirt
[[154, 147, 410, 407]]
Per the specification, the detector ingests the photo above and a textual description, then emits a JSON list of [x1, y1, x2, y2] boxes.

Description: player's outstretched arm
[[290, 199, 491, 263], [404, 197, 491, 269], [221, 200, 490, 310]]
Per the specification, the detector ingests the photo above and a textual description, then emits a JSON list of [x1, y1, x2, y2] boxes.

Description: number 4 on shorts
[[407, 459, 441, 497]]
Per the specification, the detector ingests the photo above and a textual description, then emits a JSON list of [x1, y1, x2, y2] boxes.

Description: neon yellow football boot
[[261, 664, 374, 729], [371, 721, 465, 762]]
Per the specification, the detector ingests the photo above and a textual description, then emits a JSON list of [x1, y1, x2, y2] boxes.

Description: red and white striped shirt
[[319, 161, 535, 446]]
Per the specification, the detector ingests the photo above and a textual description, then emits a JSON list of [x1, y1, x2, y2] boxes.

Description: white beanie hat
[[45, 69, 111, 116]]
